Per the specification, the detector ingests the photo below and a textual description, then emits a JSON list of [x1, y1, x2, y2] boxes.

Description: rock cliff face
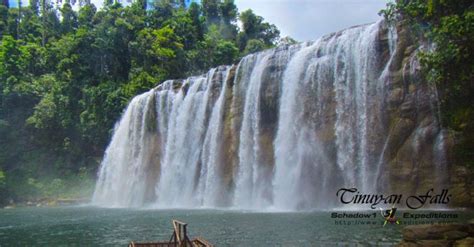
[[92, 20, 472, 209], [398, 221, 474, 247]]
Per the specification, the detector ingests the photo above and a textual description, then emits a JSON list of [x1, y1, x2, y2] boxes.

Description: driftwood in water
[[128, 220, 213, 247]]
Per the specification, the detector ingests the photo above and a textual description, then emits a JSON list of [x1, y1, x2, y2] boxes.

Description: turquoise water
[[0, 207, 471, 246]]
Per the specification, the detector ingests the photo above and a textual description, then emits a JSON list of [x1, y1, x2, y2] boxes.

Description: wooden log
[[129, 220, 212, 247]]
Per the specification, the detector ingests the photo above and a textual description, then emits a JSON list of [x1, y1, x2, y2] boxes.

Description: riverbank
[[0, 172, 96, 208], [398, 220, 474, 246], [3, 197, 90, 209]]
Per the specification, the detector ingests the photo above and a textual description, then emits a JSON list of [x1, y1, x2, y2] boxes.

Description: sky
[[234, 0, 390, 41], [9, 0, 390, 42]]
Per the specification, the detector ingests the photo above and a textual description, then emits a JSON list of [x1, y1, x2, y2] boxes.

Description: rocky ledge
[[398, 220, 474, 247]]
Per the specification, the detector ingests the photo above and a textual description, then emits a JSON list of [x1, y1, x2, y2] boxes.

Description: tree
[[243, 38, 265, 54], [77, 3, 96, 28], [217, 0, 237, 40], [214, 39, 238, 65], [39, 0, 60, 46], [130, 26, 184, 85], [149, 0, 176, 28], [239, 9, 260, 38], [0, 36, 22, 94], [92, 4, 135, 81], [60, 2, 77, 34], [219, 0, 237, 25], [0, 5, 8, 36], [29, 0, 39, 15], [165, 8, 198, 49], [18, 7, 42, 42], [188, 2, 204, 40], [237, 9, 280, 51], [202, 0, 219, 24]]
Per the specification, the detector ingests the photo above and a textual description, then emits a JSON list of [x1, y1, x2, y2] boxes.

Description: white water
[[233, 51, 273, 209], [92, 21, 448, 210], [198, 67, 231, 206], [92, 91, 158, 207]]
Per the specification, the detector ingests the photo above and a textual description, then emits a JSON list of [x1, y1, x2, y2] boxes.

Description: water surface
[[0, 207, 471, 246]]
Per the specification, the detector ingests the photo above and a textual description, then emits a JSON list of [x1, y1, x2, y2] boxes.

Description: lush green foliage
[[381, 0, 473, 166], [0, 0, 282, 205]]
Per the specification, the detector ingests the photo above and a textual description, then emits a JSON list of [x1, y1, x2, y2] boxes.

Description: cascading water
[[233, 51, 274, 209], [93, 20, 449, 210], [198, 67, 231, 206], [92, 91, 159, 207]]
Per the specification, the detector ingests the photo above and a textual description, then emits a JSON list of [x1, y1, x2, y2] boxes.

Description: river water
[[1, 207, 472, 246]]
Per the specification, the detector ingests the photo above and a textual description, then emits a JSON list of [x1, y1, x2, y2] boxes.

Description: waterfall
[[153, 67, 232, 208], [273, 41, 326, 210], [198, 67, 231, 206], [92, 20, 448, 210], [92, 91, 159, 207], [233, 51, 274, 209]]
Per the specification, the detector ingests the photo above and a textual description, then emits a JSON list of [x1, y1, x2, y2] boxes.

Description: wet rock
[[415, 240, 452, 247], [454, 237, 474, 247], [385, 118, 415, 159], [397, 241, 418, 247], [398, 240, 452, 247], [402, 224, 469, 241], [399, 96, 416, 118], [444, 231, 469, 240], [398, 223, 474, 247], [388, 88, 404, 106]]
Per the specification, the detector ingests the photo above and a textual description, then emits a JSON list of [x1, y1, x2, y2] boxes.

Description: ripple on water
[[0, 207, 472, 246]]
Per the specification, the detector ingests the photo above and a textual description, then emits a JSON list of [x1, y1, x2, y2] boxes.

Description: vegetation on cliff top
[[0, 0, 282, 205], [381, 0, 474, 168]]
